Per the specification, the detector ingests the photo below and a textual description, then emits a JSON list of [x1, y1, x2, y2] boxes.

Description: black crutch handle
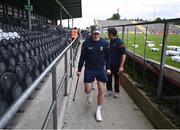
[[73, 75, 80, 102]]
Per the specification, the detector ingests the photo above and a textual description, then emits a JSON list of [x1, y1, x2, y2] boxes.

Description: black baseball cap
[[91, 25, 101, 34]]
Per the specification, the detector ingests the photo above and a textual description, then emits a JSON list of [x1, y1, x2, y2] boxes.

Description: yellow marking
[[131, 21, 150, 34], [94, 19, 100, 26], [175, 25, 180, 29]]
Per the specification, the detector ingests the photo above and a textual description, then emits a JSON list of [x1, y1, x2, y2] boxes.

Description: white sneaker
[[87, 92, 93, 103], [113, 92, 119, 98], [105, 91, 113, 97], [95, 109, 102, 122]]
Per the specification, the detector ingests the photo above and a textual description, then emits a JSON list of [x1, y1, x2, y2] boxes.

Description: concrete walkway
[[5, 40, 154, 129], [62, 43, 154, 129]]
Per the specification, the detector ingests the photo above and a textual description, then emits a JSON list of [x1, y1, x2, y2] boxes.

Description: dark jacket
[[110, 37, 126, 68], [78, 37, 110, 71]]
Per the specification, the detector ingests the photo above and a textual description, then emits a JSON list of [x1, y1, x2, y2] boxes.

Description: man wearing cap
[[106, 28, 126, 98], [76, 25, 111, 122]]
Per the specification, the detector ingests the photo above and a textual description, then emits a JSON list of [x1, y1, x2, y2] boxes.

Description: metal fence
[[0, 36, 80, 129]]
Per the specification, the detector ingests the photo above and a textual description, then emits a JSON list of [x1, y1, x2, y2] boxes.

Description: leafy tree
[[107, 13, 120, 20], [155, 17, 162, 22]]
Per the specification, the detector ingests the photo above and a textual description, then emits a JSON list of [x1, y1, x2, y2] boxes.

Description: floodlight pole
[[27, 0, 32, 30], [157, 22, 169, 98]]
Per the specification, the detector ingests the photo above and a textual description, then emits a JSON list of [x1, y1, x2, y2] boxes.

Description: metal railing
[[102, 18, 180, 98], [0, 36, 80, 129]]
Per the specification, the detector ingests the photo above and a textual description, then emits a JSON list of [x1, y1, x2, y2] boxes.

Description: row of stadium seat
[[0, 25, 70, 117]]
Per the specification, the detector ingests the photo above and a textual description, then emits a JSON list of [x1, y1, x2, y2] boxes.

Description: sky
[[62, 0, 180, 29]]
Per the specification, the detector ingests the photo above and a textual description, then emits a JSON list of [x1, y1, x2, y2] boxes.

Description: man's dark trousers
[[106, 66, 120, 93]]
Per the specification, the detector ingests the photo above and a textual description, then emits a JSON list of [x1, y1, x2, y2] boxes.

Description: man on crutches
[[76, 25, 111, 122]]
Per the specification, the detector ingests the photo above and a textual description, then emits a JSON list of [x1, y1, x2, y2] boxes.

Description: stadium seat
[[0, 19, 70, 118], [33, 56, 41, 77], [0, 60, 6, 77], [15, 63, 33, 90], [9, 38, 16, 45], [34, 48, 39, 55], [24, 51, 30, 61], [29, 50, 35, 58], [19, 43, 26, 54], [16, 54, 24, 65], [39, 53, 45, 72], [26, 59, 35, 77], [11, 81, 23, 102], [0, 72, 22, 103], [11, 47, 18, 57], [15, 37, 21, 44], [0, 47, 10, 61], [24, 42, 31, 51], [0, 95, 9, 117], [1, 39, 9, 48], [8, 56, 16, 71]]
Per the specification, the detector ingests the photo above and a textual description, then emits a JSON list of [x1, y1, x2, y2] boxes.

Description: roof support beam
[[54, 0, 72, 19]]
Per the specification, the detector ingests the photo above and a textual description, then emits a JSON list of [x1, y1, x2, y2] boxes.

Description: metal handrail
[[0, 37, 79, 129], [42, 101, 56, 129]]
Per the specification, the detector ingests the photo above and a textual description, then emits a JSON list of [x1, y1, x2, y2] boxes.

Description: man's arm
[[118, 40, 126, 73], [119, 54, 126, 72]]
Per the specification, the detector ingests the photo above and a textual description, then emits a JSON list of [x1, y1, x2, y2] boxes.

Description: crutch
[[73, 75, 80, 102]]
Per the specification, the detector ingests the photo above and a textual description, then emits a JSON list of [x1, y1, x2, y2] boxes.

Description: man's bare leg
[[97, 80, 105, 106], [96, 80, 105, 121], [85, 83, 93, 103]]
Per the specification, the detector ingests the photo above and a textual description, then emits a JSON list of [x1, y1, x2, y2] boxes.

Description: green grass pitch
[[102, 33, 180, 69]]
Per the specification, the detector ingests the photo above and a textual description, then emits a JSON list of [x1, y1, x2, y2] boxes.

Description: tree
[[155, 17, 162, 22], [107, 13, 120, 20], [162, 18, 166, 21]]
